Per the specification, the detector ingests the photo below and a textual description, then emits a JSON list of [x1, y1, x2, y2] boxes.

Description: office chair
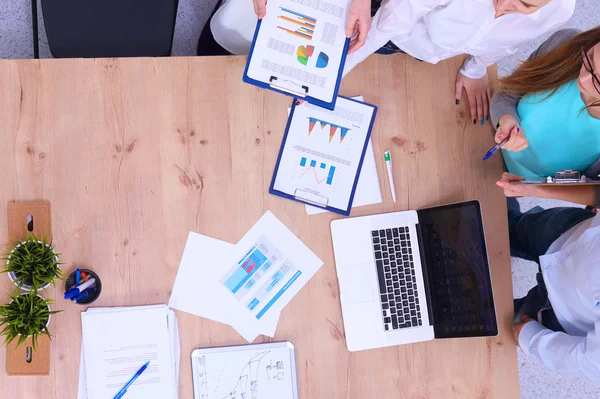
[[36, 0, 178, 58]]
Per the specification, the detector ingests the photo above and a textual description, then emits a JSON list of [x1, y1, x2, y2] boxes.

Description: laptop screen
[[417, 201, 498, 339]]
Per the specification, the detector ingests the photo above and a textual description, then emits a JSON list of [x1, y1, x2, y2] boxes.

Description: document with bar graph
[[243, 0, 352, 109], [208, 211, 323, 337], [271, 96, 377, 216]]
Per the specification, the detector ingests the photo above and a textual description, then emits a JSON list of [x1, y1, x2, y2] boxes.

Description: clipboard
[[242, 8, 350, 110], [522, 170, 600, 185], [269, 96, 378, 216], [191, 341, 298, 399]]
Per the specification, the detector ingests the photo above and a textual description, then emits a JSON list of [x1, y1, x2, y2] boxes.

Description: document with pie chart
[[270, 96, 378, 216], [243, 0, 352, 110]]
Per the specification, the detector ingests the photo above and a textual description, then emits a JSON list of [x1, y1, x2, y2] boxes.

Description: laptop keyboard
[[371, 227, 422, 331]]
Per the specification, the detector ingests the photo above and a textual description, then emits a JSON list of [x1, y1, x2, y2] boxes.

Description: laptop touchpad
[[341, 263, 374, 304]]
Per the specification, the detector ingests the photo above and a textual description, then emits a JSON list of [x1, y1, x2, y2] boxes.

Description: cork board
[[8, 201, 52, 243], [5, 201, 52, 375], [6, 336, 51, 376]]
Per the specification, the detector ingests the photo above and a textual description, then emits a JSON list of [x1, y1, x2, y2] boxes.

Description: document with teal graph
[[206, 211, 323, 341], [270, 96, 377, 216]]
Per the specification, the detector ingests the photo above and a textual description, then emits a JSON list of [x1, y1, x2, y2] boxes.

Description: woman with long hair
[[491, 27, 600, 184]]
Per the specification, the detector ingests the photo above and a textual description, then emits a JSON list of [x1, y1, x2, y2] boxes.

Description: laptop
[[330, 200, 498, 352]]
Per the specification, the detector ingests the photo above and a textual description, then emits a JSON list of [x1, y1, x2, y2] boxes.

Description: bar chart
[[277, 7, 317, 40], [298, 156, 336, 185]]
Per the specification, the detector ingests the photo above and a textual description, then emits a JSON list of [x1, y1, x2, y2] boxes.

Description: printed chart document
[[169, 232, 281, 339], [79, 305, 179, 399], [272, 96, 377, 215], [205, 211, 323, 340], [191, 342, 298, 399], [243, 0, 352, 109], [285, 95, 382, 215]]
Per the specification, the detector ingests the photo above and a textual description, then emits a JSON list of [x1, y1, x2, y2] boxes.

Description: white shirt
[[343, 0, 575, 78], [519, 213, 600, 381], [210, 0, 257, 55]]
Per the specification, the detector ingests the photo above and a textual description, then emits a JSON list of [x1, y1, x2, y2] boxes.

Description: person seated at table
[[496, 172, 600, 381], [491, 27, 600, 180], [341, 0, 575, 126]]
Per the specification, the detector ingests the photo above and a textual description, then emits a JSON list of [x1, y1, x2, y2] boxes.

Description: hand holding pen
[[494, 116, 527, 153]]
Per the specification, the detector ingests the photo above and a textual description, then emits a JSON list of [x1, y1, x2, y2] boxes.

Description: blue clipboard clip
[[269, 76, 309, 98]]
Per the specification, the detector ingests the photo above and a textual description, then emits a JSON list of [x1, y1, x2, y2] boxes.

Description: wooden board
[[0, 55, 518, 398]]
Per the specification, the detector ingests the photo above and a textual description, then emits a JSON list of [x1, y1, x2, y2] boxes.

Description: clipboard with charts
[[270, 96, 378, 216], [191, 341, 298, 399], [243, 0, 352, 110]]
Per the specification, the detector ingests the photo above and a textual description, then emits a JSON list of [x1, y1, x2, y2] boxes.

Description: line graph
[[307, 117, 351, 143], [297, 157, 335, 185]]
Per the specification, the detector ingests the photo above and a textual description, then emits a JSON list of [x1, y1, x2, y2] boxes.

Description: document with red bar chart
[[271, 96, 377, 216], [206, 211, 323, 341], [243, 0, 352, 109]]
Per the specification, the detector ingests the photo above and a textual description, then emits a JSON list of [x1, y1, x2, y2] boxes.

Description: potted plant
[[0, 291, 60, 349], [1, 233, 62, 291]]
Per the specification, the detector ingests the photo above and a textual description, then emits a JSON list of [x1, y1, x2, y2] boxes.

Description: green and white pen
[[384, 150, 396, 203]]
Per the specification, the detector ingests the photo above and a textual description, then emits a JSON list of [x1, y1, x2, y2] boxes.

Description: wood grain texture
[[0, 54, 518, 398]]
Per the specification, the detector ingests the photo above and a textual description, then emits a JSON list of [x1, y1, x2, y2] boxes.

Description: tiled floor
[[1, 1, 599, 397]]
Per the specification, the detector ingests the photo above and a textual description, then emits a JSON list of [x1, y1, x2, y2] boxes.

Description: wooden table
[[0, 55, 518, 398]]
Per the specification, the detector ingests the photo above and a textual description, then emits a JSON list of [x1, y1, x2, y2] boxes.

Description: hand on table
[[496, 115, 528, 152], [346, 0, 372, 54], [253, 0, 267, 18], [455, 72, 491, 126], [496, 172, 538, 197], [513, 315, 535, 348]]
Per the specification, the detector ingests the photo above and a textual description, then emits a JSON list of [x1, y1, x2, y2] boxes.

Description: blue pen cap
[[65, 268, 102, 305]]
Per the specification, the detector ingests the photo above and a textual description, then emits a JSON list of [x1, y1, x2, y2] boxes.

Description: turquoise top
[[502, 80, 600, 178]]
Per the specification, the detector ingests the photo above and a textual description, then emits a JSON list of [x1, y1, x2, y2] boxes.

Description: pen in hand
[[482, 124, 521, 161]]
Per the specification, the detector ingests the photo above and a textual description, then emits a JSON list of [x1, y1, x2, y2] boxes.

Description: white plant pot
[[11, 294, 52, 341], [6, 240, 59, 291]]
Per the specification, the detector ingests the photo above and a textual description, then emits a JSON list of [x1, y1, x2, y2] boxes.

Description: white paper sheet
[[80, 305, 178, 399], [274, 97, 376, 212], [246, 0, 352, 103], [204, 211, 323, 340], [168, 233, 280, 340]]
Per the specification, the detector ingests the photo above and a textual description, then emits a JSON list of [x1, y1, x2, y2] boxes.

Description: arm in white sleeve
[[343, 0, 448, 77], [519, 317, 600, 381], [459, 49, 518, 80]]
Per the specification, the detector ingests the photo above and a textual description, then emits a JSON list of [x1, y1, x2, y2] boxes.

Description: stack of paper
[[169, 211, 323, 342], [78, 305, 180, 399]]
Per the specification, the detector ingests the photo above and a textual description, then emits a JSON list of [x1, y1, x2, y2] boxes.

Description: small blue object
[[75, 268, 81, 286], [482, 126, 519, 161], [113, 361, 150, 399], [73, 288, 95, 303]]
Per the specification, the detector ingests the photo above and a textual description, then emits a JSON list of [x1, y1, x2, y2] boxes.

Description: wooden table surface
[[0, 55, 518, 398]]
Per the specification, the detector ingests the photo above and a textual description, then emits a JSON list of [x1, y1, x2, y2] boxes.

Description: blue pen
[[75, 268, 81, 286], [72, 288, 95, 303], [482, 124, 521, 161], [113, 361, 150, 399]]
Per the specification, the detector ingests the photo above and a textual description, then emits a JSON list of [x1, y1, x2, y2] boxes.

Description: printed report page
[[246, 0, 351, 103]]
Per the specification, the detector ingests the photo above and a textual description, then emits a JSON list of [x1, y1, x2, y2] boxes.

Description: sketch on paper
[[219, 351, 270, 399]]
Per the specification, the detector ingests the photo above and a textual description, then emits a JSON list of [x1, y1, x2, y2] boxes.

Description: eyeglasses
[[581, 47, 600, 96]]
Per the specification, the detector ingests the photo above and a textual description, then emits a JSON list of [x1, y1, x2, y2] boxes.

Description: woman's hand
[[455, 72, 492, 125], [346, 0, 372, 54], [253, 0, 267, 18], [496, 172, 538, 197], [495, 115, 528, 152]]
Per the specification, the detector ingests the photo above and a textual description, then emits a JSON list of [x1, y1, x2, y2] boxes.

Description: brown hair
[[499, 27, 600, 108]]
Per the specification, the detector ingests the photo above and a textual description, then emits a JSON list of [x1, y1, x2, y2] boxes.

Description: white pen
[[384, 150, 396, 203]]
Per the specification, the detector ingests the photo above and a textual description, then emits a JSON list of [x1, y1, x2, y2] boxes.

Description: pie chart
[[316, 52, 329, 68]]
